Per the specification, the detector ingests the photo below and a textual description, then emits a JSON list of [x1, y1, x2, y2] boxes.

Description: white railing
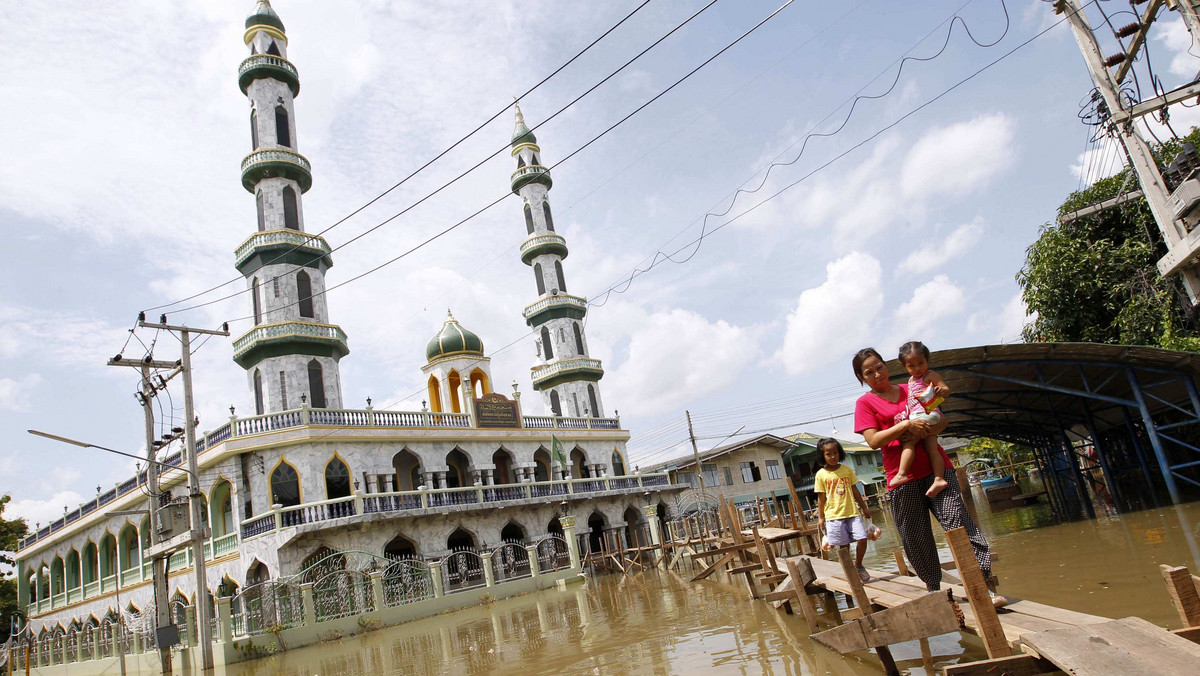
[[510, 164, 550, 181], [238, 53, 298, 81], [520, 232, 567, 255], [523, 294, 587, 319], [240, 472, 676, 541], [234, 229, 330, 267], [240, 148, 311, 175], [232, 320, 346, 358], [531, 357, 603, 385]]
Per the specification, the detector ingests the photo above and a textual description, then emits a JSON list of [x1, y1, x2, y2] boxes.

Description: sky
[[3, 0, 1198, 528]]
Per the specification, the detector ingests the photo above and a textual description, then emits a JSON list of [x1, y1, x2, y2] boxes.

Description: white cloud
[[7, 491, 86, 530], [897, 218, 985, 275], [900, 114, 1015, 199], [0, 374, 42, 411], [777, 252, 882, 375], [1156, 18, 1198, 79], [891, 275, 966, 340], [604, 307, 756, 416]]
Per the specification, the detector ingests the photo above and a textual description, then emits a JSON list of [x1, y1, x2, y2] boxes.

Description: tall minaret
[[232, 0, 347, 414], [511, 105, 605, 418]]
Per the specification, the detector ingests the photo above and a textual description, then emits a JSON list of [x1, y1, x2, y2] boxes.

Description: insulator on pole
[[1104, 53, 1127, 68], [1116, 23, 1140, 38]]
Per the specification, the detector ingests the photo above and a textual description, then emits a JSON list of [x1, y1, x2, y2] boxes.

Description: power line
[[149, 0, 723, 319], [141, 0, 656, 315]]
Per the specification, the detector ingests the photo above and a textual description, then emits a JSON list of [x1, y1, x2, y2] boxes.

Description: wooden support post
[[810, 591, 963, 655], [1161, 564, 1200, 627], [787, 476, 802, 524], [945, 526, 1010, 658], [785, 558, 820, 633], [893, 550, 910, 576], [835, 547, 899, 675]]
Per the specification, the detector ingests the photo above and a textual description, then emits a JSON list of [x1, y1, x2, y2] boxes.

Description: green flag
[[552, 435, 568, 468]]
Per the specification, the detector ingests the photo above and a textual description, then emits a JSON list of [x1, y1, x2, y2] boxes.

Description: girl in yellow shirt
[[815, 438, 873, 582]]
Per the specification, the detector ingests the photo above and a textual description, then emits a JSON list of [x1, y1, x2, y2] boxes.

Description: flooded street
[[229, 492, 1200, 675]]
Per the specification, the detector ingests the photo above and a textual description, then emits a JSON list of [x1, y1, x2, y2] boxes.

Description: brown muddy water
[[228, 487, 1200, 675]]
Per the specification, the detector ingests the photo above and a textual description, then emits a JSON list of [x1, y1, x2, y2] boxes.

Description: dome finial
[[446, 308, 455, 321], [511, 102, 536, 148], [514, 100, 524, 126]]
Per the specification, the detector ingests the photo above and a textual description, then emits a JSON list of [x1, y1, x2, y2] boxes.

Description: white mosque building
[[13, 0, 681, 645]]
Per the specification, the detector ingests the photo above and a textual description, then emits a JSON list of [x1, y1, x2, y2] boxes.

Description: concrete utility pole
[[686, 410, 706, 494], [137, 319, 229, 672], [1057, 0, 1200, 301], [107, 356, 181, 675]]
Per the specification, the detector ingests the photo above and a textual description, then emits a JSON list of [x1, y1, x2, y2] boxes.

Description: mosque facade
[[14, 1, 681, 636]]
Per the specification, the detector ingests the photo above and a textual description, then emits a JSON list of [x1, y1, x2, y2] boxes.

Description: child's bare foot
[[926, 476, 949, 498], [888, 472, 911, 489]]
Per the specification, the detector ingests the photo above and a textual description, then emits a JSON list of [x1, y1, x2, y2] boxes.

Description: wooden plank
[[811, 591, 962, 654], [941, 654, 1058, 676], [785, 558, 820, 633], [1174, 626, 1200, 644], [835, 547, 899, 675], [893, 550, 910, 576], [691, 551, 734, 581], [691, 542, 754, 558], [1161, 564, 1200, 627], [945, 526, 1010, 658], [1021, 616, 1200, 676]]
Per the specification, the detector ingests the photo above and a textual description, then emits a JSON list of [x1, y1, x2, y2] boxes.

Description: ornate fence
[[442, 548, 486, 593], [535, 536, 572, 572], [490, 543, 531, 583], [383, 557, 434, 606], [231, 579, 305, 636]]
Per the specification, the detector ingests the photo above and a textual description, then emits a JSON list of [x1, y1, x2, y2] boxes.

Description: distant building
[[782, 433, 886, 503], [646, 434, 794, 510]]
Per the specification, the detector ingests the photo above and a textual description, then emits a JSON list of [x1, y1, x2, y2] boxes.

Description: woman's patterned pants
[[889, 471, 991, 591]]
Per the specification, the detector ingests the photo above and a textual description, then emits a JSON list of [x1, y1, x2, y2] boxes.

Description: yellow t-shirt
[[815, 464, 859, 520]]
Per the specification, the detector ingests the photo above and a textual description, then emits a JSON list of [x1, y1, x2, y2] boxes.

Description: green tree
[[1, 494, 29, 642], [1017, 129, 1200, 350]]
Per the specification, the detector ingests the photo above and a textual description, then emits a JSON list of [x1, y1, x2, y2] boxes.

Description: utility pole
[[686, 410, 706, 494], [1057, 0, 1200, 301], [137, 318, 229, 672], [107, 355, 181, 675]]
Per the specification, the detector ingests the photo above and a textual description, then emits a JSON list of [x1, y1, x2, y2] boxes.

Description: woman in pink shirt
[[853, 347, 998, 599]]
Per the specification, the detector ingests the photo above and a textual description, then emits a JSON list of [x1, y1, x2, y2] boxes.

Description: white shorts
[[911, 409, 942, 424]]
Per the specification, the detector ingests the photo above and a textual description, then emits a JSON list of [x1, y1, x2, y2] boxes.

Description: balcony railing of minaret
[[237, 53, 300, 95], [234, 229, 331, 267], [237, 470, 675, 542], [510, 164, 550, 181], [240, 148, 311, 174], [232, 320, 347, 357], [530, 357, 604, 383], [523, 294, 587, 319]]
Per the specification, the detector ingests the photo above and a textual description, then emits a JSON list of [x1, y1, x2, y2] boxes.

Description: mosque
[[14, 0, 681, 638]]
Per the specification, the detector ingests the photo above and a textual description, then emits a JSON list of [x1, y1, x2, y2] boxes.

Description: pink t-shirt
[[854, 383, 953, 490]]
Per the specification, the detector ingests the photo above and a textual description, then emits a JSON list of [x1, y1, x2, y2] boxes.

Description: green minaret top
[[512, 103, 537, 147], [246, 0, 285, 32], [426, 311, 485, 362]]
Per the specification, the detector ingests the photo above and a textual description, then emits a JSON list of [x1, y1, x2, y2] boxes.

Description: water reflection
[[228, 497, 1200, 675]]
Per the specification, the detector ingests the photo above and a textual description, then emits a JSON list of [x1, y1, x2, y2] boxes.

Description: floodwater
[[228, 486, 1200, 675]]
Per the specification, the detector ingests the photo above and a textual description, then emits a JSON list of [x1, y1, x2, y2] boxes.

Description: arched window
[[325, 457, 351, 499], [517, 155, 526, 168], [574, 323, 585, 355], [283, 186, 299, 230], [427, 376, 442, 413], [533, 263, 546, 295], [550, 391, 562, 417], [251, 278, 261, 325], [274, 105, 291, 147], [540, 327, 553, 360], [270, 462, 300, 507], [543, 202, 555, 231], [588, 384, 599, 418], [611, 450, 626, 475], [255, 191, 265, 231], [307, 359, 326, 408], [297, 271, 314, 318], [267, 40, 280, 56], [253, 369, 264, 415], [250, 110, 259, 150], [523, 204, 534, 235], [554, 260, 567, 292]]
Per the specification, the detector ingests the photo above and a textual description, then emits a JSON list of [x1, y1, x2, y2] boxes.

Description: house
[[783, 433, 886, 503], [646, 434, 795, 510]]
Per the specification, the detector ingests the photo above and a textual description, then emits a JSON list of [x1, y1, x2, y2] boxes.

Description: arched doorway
[[392, 450, 422, 491], [623, 506, 646, 549], [570, 448, 589, 478], [587, 512, 606, 556], [493, 449, 515, 485], [611, 450, 627, 476], [533, 448, 553, 481], [384, 534, 418, 561], [500, 522, 525, 544], [445, 449, 471, 488]]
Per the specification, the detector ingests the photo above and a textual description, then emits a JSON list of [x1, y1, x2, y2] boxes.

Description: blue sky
[[3, 0, 1195, 525]]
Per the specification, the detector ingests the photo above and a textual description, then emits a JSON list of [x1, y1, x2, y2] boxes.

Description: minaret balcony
[[238, 53, 300, 97], [523, 293, 588, 326], [233, 320, 349, 368], [235, 229, 333, 275], [241, 148, 312, 193], [531, 357, 604, 390], [519, 233, 569, 265], [510, 164, 553, 193]]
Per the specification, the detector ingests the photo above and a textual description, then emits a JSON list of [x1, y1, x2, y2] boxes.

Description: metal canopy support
[[1127, 367, 1182, 504]]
